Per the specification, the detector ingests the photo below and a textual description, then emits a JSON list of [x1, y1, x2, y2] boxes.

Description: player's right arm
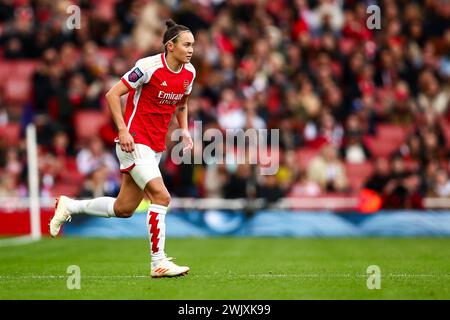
[[105, 81, 135, 153]]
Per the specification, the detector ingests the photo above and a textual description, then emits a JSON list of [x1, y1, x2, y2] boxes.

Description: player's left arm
[[176, 95, 189, 130], [176, 95, 193, 153]]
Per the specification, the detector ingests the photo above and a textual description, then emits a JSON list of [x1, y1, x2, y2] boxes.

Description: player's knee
[[113, 204, 134, 218], [117, 211, 134, 218], [151, 191, 171, 206]]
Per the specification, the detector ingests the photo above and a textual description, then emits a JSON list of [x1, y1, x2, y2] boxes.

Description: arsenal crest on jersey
[[183, 79, 189, 89]]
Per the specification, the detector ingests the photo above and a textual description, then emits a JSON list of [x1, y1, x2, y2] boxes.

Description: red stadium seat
[[364, 135, 399, 158], [345, 161, 374, 192], [98, 47, 117, 62], [11, 60, 38, 80], [74, 111, 109, 143], [0, 61, 11, 80], [4, 78, 31, 103], [376, 124, 410, 145], [296, 147, 321, 170], [0, 123, 21, 146], [59, 167, 84, 185], [1, 60, 38, 103], [364, 123, 411, 158], [51, 183, 81, 197]]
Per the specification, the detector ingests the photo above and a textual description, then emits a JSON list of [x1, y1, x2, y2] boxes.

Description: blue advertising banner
[[63, 210, 450, 238]]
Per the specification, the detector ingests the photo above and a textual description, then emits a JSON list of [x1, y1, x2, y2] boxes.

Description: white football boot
[[49, 196, 72, 237], [151, 257, 190, 278]]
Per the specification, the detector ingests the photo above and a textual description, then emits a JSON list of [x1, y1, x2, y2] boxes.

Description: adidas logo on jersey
[[161, 81, 168, 86]]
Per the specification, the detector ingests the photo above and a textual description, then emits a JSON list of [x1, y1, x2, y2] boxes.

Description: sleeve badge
[[128, 67, 144, 82]]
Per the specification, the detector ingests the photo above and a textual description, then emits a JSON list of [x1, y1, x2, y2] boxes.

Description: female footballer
[[50, 20, 195, 278]]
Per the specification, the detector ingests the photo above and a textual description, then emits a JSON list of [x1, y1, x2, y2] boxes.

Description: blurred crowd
[[0, 0, 449, 209]]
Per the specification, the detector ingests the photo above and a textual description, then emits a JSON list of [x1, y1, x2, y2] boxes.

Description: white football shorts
[[115, 143, 163, 190]]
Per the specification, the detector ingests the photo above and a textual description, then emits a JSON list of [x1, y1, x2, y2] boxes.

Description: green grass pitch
[[0, 237, 449, 299]]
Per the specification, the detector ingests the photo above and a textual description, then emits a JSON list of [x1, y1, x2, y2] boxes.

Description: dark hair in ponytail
[[163, 19, 191, 52], [165, 19, 177, 29]]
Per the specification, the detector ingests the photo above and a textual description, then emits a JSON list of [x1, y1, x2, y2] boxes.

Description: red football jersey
[[116, 53, 196, 152]]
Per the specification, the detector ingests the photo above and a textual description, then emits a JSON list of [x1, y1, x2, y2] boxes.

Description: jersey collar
[[161, 53, 184, 74]]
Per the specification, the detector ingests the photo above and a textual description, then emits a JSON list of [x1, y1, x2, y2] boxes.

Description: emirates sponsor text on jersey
[[157, 91, 184, 104]]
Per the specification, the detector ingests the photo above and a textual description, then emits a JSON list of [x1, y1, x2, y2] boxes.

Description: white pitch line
[[1, 274, 449, 280], [0, 236, 40, 247]]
